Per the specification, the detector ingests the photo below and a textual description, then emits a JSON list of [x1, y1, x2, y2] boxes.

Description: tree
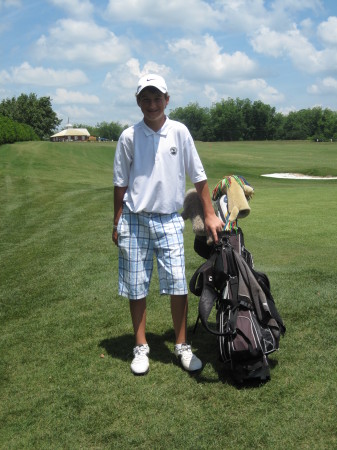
[[96, 121, 127, 141], [321, 109, 337, 140], [74, 121, 127, 141], [250, 101, 277, 140], [0, 93, 62, 139], [282, 111, 307, 140], [209, 98, 246, 141], [169, 103, 212, 141], [310, 107, 337, 141]]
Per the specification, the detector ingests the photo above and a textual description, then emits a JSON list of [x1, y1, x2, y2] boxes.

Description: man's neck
[[144, 115, 167, 132]]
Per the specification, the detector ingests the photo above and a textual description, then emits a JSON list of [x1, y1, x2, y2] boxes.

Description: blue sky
[[1, 0, 337, 128]]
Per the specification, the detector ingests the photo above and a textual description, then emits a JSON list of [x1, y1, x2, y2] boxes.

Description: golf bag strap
[[189, 251, 219, 335], [197, 243, 241, 337], [193, 314, 200, 334], [224, 244, 240, 309]]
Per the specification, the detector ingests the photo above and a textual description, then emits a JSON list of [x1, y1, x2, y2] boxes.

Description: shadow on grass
[[99, 329, 176, 366], [99, 325, 278, 388]]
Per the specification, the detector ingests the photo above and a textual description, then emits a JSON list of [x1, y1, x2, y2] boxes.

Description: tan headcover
[[181, 175, 254, 238], [212, 175, 254, 223]]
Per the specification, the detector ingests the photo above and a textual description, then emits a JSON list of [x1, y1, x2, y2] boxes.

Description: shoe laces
[[133, 345, 149, 359], [177, 343, 193, 359]]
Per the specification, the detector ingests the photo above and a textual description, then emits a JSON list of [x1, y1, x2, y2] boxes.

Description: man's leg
[[129, 297, 149, 375], [171, 294, 202, 372], [170, 294, 188, 344], [129, 297, 147, 345]]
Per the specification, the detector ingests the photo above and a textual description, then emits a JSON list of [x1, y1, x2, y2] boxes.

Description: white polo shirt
[[113, 118, 207, 214]]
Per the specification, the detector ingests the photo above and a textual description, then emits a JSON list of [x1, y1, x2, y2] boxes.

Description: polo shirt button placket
[[154, 134, 160, 163]]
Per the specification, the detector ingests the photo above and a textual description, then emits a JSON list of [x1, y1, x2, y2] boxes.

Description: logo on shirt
[[170, 146, 177, 155]]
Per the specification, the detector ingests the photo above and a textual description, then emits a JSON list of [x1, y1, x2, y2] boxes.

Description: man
[[113, 74, 224, 375]]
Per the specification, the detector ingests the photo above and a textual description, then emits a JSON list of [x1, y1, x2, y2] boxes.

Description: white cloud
[[251, 25, 307, 57], [0, 69, 11, 84], [308, 77, 337, 94], [299, 17, 315, 38], [251, 25, 337, 74], [103, 58, 142, 95], [317, 16, 337, 46], [187, 76, 284, 110], [59, 105, 96, 121], [168, 34, 258, 81], [52, 88, 99, 104], [204, 84, 218, 103], [0, 62, 88, 86], [99, 36, 283, 112], [103, 58, 172, 92], [104, 0, 324, 34], [215, 0, 271, 32], [100, 58, 192, 125], [116, 0, 292, 34], [49, 0, 94, 19], [209, 0, 322, 34], [105, 0, 219, 30], [211, 78, 284, 105], [35, 19, 131, 65], [103, 58, 173, 108], [277, 105, 297, 115], [237, 78, 285, 103]]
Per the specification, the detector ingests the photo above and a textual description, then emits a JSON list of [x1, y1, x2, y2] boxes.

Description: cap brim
[[136, 80, 167, 96]]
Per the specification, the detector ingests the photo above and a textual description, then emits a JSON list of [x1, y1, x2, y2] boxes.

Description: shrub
[[0, 114, 39, 145]]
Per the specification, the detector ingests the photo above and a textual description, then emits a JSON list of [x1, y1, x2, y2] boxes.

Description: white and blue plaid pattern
[[117, 205, 187, 300]]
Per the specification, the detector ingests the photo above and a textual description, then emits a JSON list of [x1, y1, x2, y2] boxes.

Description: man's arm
[[194, 180, 224, 243], [112, 185, 128, 245]]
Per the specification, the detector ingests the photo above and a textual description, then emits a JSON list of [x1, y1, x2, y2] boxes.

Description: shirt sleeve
[[113, 129, 133, 187], [183, 133, 207, 184]]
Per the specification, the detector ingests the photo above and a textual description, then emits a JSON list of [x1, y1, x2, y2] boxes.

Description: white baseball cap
[[136, 74, 168, 96]]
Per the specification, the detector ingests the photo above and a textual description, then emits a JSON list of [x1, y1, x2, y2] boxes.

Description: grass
[[0, 140, 336, 449]]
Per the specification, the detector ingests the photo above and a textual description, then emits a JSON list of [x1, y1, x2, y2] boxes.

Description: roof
[[51, 128, 90, 138]]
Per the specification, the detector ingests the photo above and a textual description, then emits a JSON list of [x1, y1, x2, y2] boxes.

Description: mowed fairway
[[1, 140, 336, 449]]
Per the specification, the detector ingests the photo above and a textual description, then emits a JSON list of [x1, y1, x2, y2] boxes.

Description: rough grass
[[0, 140, 336, 449]]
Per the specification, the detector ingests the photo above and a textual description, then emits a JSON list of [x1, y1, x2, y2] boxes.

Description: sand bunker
[[261, 173, 337, 180]]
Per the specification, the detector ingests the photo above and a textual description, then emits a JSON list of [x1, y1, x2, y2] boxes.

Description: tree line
[[1, 92, 337, 145], [0, 93, 127, 144], [169, 98, 337, 142]]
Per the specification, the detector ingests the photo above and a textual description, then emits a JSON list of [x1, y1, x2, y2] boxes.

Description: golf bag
[[190, 229, 286, 383]]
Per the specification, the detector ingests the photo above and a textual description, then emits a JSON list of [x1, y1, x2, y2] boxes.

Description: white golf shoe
[[174, 343, 202, 372], [130, 344, 150, 375]]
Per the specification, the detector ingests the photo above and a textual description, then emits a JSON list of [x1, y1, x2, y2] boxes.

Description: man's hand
[[112, 228, 118, 246], [113, 185, 128, 247], [204, 214, 225, 243], [194, 180, 225, 243]]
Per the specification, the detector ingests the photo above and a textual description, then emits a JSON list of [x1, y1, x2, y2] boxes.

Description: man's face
[[137, 88, 169, 129]]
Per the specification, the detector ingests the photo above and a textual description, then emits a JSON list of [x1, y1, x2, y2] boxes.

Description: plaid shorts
[[117, 205, 187, 300]]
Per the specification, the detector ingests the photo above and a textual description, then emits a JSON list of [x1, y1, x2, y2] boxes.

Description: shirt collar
[[141, 117, 170, 137]]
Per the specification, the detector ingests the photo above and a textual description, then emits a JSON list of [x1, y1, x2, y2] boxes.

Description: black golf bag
[[190, 229, 286, 383]]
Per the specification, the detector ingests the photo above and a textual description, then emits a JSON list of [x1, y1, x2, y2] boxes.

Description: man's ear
[[165, 95, 170, 107]]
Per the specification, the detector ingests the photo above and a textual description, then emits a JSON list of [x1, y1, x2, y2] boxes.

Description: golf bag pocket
[[218, 307, 277, 365]]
